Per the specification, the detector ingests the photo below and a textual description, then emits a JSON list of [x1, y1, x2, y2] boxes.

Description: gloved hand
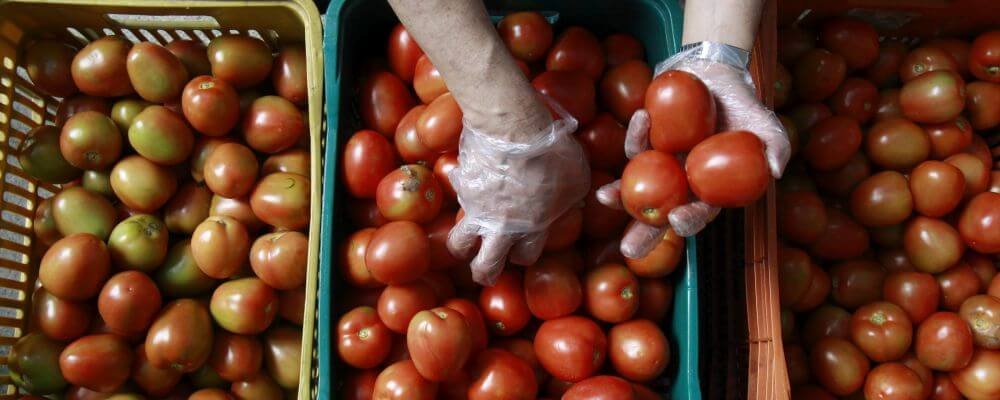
[[597, 41, 791, 258], [448, 105, 590, 286]]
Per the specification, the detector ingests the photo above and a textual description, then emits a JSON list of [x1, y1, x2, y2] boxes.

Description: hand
[[597, 42, 791, 258], [447, 107, 590, 286]]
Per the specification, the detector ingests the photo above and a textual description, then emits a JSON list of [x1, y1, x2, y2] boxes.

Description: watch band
[[680, 41, 751, 70]]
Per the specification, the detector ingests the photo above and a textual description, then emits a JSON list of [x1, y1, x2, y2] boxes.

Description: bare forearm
[[387, 0, 552, 141], [682, 0, 764, 50]]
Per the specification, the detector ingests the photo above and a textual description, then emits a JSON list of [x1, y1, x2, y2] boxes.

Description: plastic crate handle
[[106, 13, 221, 29]]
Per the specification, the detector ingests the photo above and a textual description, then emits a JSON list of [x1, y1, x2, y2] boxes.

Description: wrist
[[679, 41, 751, 70]]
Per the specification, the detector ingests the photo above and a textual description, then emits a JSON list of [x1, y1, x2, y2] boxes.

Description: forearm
[[682, 0, 764, 51], [387, 0, 553, 141]]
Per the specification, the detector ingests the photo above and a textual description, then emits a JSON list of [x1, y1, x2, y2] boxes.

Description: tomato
[[904, 216, 965, 274], [71, 37, 133, 97], [163, 182, 212, 235], [376, 165, 442, 224], [348, 198, 389, 229], [531, 70, 597, 125], [189, 389, 234, 400], [543, 207, 582, 252], [829, 77, 878, 123], [607, 320, 669, 382], [991, 171, 1000, 194], [342, 369, 377, 400], [686, 131, 769, 207], [878, 247, 915, 271], [969, 30, 1000, 82], [110, 155, 177, 212], [408, 307, 472, 381], [191, 216, 250, 279], [778, 190, 827, 244], [786, 344, 810, 385], [394, 106, 436, 166], [109, 97, 151, 131], [145, 299, 214, 373], [577, 113, 627, 173], [900, 70, 966, 124], [966, 252, 997, 288], [206, 332, 262, 383], [900, 46, 960, 82], [373, 360, 438, 400], [336, 305, 392, 369], [272, 45, 307, 106], [876, 88, 904, 121], [413, 55, 448, 104], [958, 294, 1000, 349], [131, 344, 183, 396], [802, 305, 851, 348], [820, 17, 879, 69], [24, 39, 77, 98], [809, 207, 870, 260], [60, 111, 121, 170], [789, 102, 833, 131], [625, 226, 683, 278], [644, 70, 717, 153], [925, 118, 973, 160], [779, 247, 814, 307], [778, 27, 816, 65], [813, 154, 869, 197], [849, 301, 912, 362], [810, 337, 871, 396], [263, 325, 300, 390], [866, 117, 931, 170], [946, 153, 990, 198], [562, 375, 635, 400], [32, 287, 90, 341], [524, 255, 583, 320], [250, 231, 307, 290], [864, 362, 926, 400], [182, 76, 240, 136], [60, 334, 131, 393], [792, 262, 831, 312], [387, 24, 424, 81], [442, 298, 488, 355], [965, 81, 1000, 130], [938, 263, 981, 311], [546, 26, 604, 80], [262, 149, 309, 178], [958, 192, 1000, 254], [125, 42, 187, 103], [866, 40, 908, 88], [96, 271, 161, 337], [204, 143, 258, 199], [803, 116, 862, 171], [18, 125, 81, 184], [848, 171, 913, 228], [361, 70, 415, 136], [210, 278, 278, 335], [498, 11, 553, 63], [584, 263, 639, 323], [830, 260, 886, 309], [56, 95, 110, 125], [165, 39, 210, 77], [39, 233, 110, 301], [207, 35, 272, 88], [278, 287, 305, 325], [51, 186, 117, 240], [343, 129, 397, 198], [230, 373, 284, 399], [774, 64, 792, 109], [950, 348, 1000, 399], [872, 224, 906, 249], [534, 316, 607, 382], [108, 214, 168, 272], [154, 240, 217, 298], [250, 172, 310, 230], [619, 150, 687, 226], [9, 333, 67, 395], [378, 282, 437, 333], [190, 137, 236, 182], [932, 373, 964, 400], [794, 49, 847, 101], [884, 271, 941, 324], [965, 134, 993, 169], [603, 33, 644, 66], [477, 270, 529, 335], [363, 221, 430, 284], [599, 60, 651, 124], [466, 348, 537, 400], [210, 195, 264, 232], [928, 38, 971, 76], [916, 312, 974, 371], [242, 96, 305, 154], [415, 93, 462, 154]]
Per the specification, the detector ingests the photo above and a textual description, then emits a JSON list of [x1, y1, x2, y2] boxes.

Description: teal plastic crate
[[318, 0, 696, 398]]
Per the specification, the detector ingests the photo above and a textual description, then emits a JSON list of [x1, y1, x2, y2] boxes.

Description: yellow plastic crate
[[0, 0, 323, 398]]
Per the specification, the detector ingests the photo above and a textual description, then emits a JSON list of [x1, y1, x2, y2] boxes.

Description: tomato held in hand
[[803, 116, 862, 171], [360, 70, 415, 136], [534, 316, 607, 382], [916, 312, 974, 371], [794, 49, 847, 101], [608, 320, 669, 382], [620, 150, 688, 226], [900, 70, 966, 124], [376, 165, 442, 224], [645, 70, 716, 153], [625, 225, 683, 278], [387, 24, 424, 81], [498, 11, 553, 63], [686, 131, 770, 207], [407, 307, 472, 382], [969, 30, 1000, 83], [809, 337, 871, 396], [849, 301, 912, 362], [532, 70, 597, 125], [599, 60, 652, 124], [546, 26, 605, 80], [365, 221, 430, 285], [958, 192, 1000, 254]]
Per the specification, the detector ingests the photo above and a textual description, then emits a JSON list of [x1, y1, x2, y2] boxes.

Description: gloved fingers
[[509, 230, 548, 266], [470, 234, 515, 286], [751, 111, 792, 179], [624, 109, 651, 159], [595, 179, 624, 209], [447, 219, 481, 261], [620, 222, 669, 259], [668, 201, 721, 237]]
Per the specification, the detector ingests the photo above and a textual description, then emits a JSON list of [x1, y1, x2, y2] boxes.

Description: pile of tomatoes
[[338, 12, 682, 400], [10, 32, 311, 400], [776, 17, 1000, 400]]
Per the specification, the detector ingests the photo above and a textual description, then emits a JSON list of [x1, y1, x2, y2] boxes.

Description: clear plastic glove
[[448, 106, 590, 286], [597, 42, 791, 259]]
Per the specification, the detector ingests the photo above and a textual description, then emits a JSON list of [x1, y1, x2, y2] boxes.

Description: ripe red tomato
[[965, 81, 1000, 130], [182, 75, 239, 136], [531, 70, 597, 125], [925, 117, 974, 160], [546, 26, 605, 80], [599, 60, 651, 124], [645, 70, 716, 153], [407, 307, 472, 382], [916, 312, 974, 371], [876, 88, 903, 121], [39, 233, 110, 301], [479, 270, 531, 336], [608, 320, 669, 382], [387, 24, 424, 82], [884, 271, 942, 324], [534, 316, 607, 382], [849, 171, 913, 227], [337, 306, 392, 369], [203, 143, 258, 199], [342, 369, 377, 400], [495, 338, 547, 385], [32, 288, 91, 342], [927, 38, 971, 76], [360, 70, 415, 136], [794, 49, 848, 101], [802, 116, 862, 171], [779, 246, 815, 308], [802, 305, 851, 348], [849, 301, 913, 362], [373, 360, 438, 399], [950, 349, 1000, 399], [59, 334, 133, 393], [829, 260, 886, 309], [416, 93, 463, 154], [866, 40, 908, 87], [809, 207, 870, 261], [603, 33, 644, 66], [443, 298, 488, 354], [577, 113, 627, 173], [375, 165, 442, 223], [424, 212, 460, 271], [497, 11, 553, 63], [778, 190, 827, 244], [467, 349, 538, 400], [242, 95, 304, 154], [828, 77, 879, 123], [864, 362, 927, 400], [97, 271, 162, 337], [562, 375, 635, 400], [365, 221, 430, 285], [904, 216, 965, 274], [620, 150, 688, 226], [958, 192, 1000, 253], [810, 337, 871, 396], [686, 131, 769, 207], [584, 263, 639, 323], [524, 255, 582, 320], [207, 332, 262, 383], [946, 153, 991, 198], [394, 105, 437, 164], [937, 262, 982, 311], [866, 117, 931, 170], [413, 55, 447, 104], [900, 46, 960, 82], [900, 70, 966, 124], [191, 216, 250, 279], [969, 30, 1000, 82], [377, 282, 437, 333], [791, 261, 831, 313], [820, 17, 879, 69]]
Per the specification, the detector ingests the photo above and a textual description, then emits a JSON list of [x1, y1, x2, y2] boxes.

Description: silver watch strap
[[680, 41, 751, 70]]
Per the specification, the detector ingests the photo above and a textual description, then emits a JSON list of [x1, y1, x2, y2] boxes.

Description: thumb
[[595, 179, 623, 209], [620, 222, 669, 259], [625, 109, 651, 159], [668, 201, 721, 237]]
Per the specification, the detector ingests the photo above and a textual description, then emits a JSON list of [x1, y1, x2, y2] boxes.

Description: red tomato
[[810, 337, 871, 396], [773, 65, 792, 111], [479, 270, 531, 336], [443, 298, 488, 354], [778, 27, 816, 66], [864, 362, 927, 400], [342, 369, 378, 400], [828, 77, 879, 123], [686, 131, 770, 207], [603, 34, 644, 66], [645, 70, 716, 153], [373, 360, 438, 399], [395, 105, 438, 165], [625, 225, 683, 278], [945, 153, 990, 198], [791, 262, 831, 312], [32, 288, 91, 341], [866, 40, 908, 87], [876, 88, 903, 121], [546, 27, 605, 80], [416, 93, 463, 154], [958, 192, 1000, 254], [377, 282, 437, 333], [924, 117, 973, 160], [813, 153, 872, 197], [884, 271, 942, 324], [360, 70, 415, 136], [950, 349, 1000, 399], [424, 211, 460, 270], [577, 113, 627, 173], [432, 152, 458, 205], [241, 95, 304, 154], [620, 150, 688, 226], [802, 305, 851, 348], [339, 228, 382, 288], [900, 46, 960, 82], [809, 207, 871, 261], [182, 76, 239, 136], [584, 263, 639, 323], [59, 334, 133, 392], [365, 221, 430, 285], [531, 70, 597, 125], [534, 316, 607, 382], [900, 70, 966, 124], [467, 349, 538, 400], [789, 102, 833, 131], [904, 216, 965, 274], [933, 373, 964, 400], [97, 271, 162, 337], [563, 375, 636, 400], [387, 24, 423, 82], [375, 165, 442, 223], [544, 207, 582, 252], [848, 171, 913, 227], [337, 306, 392, 369], [965, 81, 1000, 130], [937, 263, 984, 311], [778, 190, 827, 244], [495, 338, 547, 385], [916, 312, 974, 371], [524, 255, 583, 320], [407, 307, 472, 381], [803, 116, 862, 171], [413, 55, 447, 104], [608, 320, 669, 382], [820, 17, 879, 69], [599, 60, 651, 124], [927, 38, 971, 76], [829, 259, 886, 309], [849, 301, 912, 362], [794, 49, 848, 101], [779, 246, 816, 308], [497, 11, 553, 62], [969, 30, 1000, 83]]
